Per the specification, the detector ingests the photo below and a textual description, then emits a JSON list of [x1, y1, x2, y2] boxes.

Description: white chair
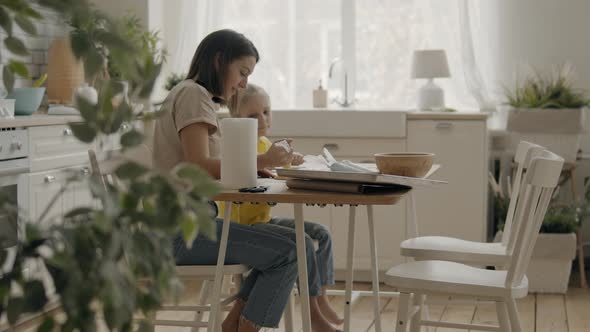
[[88, 149, 249, 332], [385, 149, 564, 332], [400, 141, 546, 266]]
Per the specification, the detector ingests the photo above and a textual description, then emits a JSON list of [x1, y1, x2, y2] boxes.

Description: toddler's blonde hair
[[228, 83, 270, 117]]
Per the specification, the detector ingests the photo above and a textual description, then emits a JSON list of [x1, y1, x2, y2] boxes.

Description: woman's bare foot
[[222, 298, 246, 332], [310, 297, 339, 332], [318, 291, 344, 325]]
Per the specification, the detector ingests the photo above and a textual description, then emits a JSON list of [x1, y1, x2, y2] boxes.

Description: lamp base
[[417, 79, 445, 111]]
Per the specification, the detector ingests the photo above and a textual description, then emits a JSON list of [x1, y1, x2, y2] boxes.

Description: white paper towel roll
[[220, 118, 258, 189]]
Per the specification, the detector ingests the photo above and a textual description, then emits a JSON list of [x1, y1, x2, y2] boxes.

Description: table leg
[[294, 203, 312, 332], [344, 205, 357, 332], [367, 205, 382, 332], [406, 191, 419, 240], [208, 202, 232, 332]]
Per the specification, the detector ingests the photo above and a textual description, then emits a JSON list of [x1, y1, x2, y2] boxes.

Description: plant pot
[[494, 231, 576, 293], [526, 232, 577, 293], [507, 107, 586, 163], [7, 87, 46, 115]]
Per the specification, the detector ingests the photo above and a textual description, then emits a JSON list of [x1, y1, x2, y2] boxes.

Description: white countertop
[[0, 114, 82, 129], [0, 109, 488, 130]]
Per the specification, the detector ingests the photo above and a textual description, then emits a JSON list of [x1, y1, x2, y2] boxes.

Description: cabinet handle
[[121, 123, 130, 131], [323, 143, 339, 151], [80, 167, 91, 176], [435, 122, 453, 130], [44, 175, 56, 183], [63, 128, 73, 136]]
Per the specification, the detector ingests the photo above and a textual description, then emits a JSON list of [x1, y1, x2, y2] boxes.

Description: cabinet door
[[407, 120, 488, 241], [331, 203, 406, 272], [20, 169, 66, 225], [62, 165, 96, 213]]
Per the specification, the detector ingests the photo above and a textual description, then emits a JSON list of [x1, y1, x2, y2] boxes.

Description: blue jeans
[[267, 217, 335, 287], [249, 220, 324, 297], [173, 219, 300, 328]]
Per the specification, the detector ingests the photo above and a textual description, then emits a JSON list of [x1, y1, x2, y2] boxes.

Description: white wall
[[484, 0, 590, 93], [484, 0, 590, 247], [90, 0, 149, 28]]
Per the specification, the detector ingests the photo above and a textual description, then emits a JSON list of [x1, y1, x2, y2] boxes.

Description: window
[[169, 0, 482, 110]]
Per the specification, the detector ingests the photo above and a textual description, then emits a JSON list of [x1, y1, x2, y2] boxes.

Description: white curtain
[[163, 0, 493, 110]]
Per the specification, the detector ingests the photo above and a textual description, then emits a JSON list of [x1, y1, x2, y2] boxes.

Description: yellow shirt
[[218, 136, 273, 225]]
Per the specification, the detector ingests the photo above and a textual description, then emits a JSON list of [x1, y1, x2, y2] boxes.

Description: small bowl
[[7, 87, 46, 115], [374, 152, 434, 177]]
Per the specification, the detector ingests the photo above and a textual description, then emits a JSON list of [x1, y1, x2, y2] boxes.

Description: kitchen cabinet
[[406, 119, 488, 242], [268, 111, 488, 280]]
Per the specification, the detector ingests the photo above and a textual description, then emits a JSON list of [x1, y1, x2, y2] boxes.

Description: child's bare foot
[[222, 298, 246, 332], [318, 292, 344, 325], [237, 315, 261, 332], [311, 297, 339, 332]]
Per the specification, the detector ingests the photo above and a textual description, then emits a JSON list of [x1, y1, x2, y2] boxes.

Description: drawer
[[28, 122, 137, 172], [28, 124, 93, 172], [267, 137, 406, 158]]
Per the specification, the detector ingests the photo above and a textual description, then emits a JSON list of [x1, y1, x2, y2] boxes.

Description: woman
[[153, 29, 340, 332]]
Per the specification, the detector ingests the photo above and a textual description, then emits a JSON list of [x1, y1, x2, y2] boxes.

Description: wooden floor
[[154, 279, 590, 332], [12, 278, 590, 332]]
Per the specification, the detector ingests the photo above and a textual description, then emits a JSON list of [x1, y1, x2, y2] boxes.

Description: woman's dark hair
[[186, 29, 259, 100]]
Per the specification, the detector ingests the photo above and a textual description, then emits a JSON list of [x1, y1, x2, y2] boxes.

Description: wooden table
[[212, 178, 411, 332]]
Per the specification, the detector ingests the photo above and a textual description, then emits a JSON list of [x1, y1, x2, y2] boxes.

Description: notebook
[[286, 178, 410, 194]]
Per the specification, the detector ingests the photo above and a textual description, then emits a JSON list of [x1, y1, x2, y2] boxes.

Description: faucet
[[328, 57, 354, 107]]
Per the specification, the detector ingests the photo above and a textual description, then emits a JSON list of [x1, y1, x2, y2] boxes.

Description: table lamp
[[411, 49, 450, 111]]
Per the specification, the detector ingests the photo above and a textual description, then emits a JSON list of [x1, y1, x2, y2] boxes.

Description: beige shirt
[[152, 80, 221, 173]]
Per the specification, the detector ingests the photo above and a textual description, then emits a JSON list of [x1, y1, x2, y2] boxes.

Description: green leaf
[[76, 94, 98, 123], [7, 297, 24, 324], [70, 31, 91, 59], [107, 100, 129, 134], [69, 122, 97, 143], [95, 30, 134, 53], [37, 317, 55, 332], [0, 275, 10, 300], [180, 212, 198, 247], [8, 60, 28, 78], [84, 48, 104, 79], [120, 129, 144, 148], [23, 7, 43, 20], [64, 207, 93, 218], [138, 62, 162, 98], [14, 14, 36, 35], [115, 161, 148, 180], [3, 64, 14, 93], [137, 319, 154, 332], [0, 7, 13, 36], [4, 36, 29, 56], [173, 163, 220, 198], [23, 280, 47, 311]]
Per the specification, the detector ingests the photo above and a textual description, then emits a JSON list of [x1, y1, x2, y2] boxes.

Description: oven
[[0, 128, 29, 271]]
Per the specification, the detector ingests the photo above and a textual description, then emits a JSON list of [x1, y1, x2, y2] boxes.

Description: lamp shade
[[411, 49, 450, 79]]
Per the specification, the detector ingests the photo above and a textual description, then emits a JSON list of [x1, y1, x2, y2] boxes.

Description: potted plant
[[526, 205, 579, 293], [0, 2, 217, 331], [107, 14, 167, 113], [491, 186, 584, 293], [164, 72, 186, 91], [504, 64, 590, 163]]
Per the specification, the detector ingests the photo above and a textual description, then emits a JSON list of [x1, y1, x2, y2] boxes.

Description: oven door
[[0, 158, 28, 275], [0, 158, 29, 249]]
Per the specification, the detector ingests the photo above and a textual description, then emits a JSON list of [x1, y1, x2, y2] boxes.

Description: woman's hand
[[291, 152, 305, 166], [259, 139, 294, 169]]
